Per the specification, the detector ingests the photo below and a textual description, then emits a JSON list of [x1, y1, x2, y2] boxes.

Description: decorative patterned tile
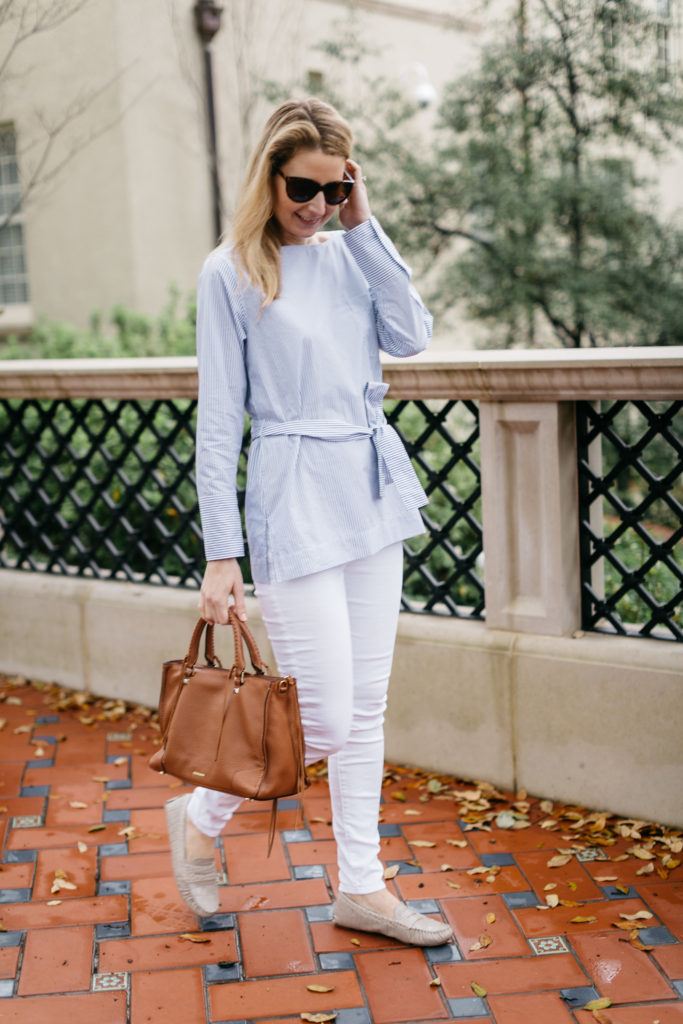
[[574, 848, 608, 862], [318, 953, 355, 970], [306, 904, 334, 923], [92, 971, 128, 992], [447, 996, 488, 1018], [503, 890, 539, 909], [11, 815, 44, 829], [106, 733, 133, 742], [529, 935, 571, 955], [294, 864, 325, 879]]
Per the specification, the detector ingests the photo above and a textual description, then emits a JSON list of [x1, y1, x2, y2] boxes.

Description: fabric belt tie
[[251, 381, 422, 507]]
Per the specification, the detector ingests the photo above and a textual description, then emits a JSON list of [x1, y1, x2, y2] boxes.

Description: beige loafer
[[165, 793, 219, 918], [333, 892, 454, 947]]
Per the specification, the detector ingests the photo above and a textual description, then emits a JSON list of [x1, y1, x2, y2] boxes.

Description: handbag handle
[[227, 607, 268, 676]]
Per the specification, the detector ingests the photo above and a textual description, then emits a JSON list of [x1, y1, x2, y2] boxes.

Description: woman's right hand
[[199, 557, 247, 625]]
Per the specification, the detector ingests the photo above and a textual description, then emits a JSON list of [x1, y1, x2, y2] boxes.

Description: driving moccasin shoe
[[333, 892, 454, 947], [165, 793, 219, 917]]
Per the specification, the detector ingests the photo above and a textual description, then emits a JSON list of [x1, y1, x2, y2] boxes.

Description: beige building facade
[[0, 0, 482, 333], [1, 0, 680, 335]]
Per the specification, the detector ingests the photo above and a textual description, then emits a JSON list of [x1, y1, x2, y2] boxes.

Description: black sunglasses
[[277, 170, 354, 206]]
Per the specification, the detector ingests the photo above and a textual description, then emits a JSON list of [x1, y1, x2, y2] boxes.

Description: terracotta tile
[[570, 931, 677, 1003], [395, 865, 530, 902], [0, 990, 127, 1024], [221, 807, 301, 835], [33, 845, 98, 900], [514, 897, 658, 937], [130, 877, 203, 936], [355, 948, 448, 1023], [222, 832, 290, 884], [466, 825, 572, 855], [209, 969, 363, 1020], [377, 802, 461, 825], [286, 839, 337, 866], [0, 762, 24, 796], [6, 822, 125, 851], [637, 882, 683, 940], [99, 928, 237, 972], [44, 784, 107, 826], [311, 919, 405, 951], [0, 895, 128, 931], [23, 761, 128, 789], [99, 850, 173, 882], [131, 760, 183, 788], [442, 894, 530, 960], [0, 945, 20, 980], [584, 857, 681, 889], [18, 925, 93, 995], [0, 861, 35, 889], [105, 784, 184, 810], [514, 850, 604, 902], [239, 908, 315, 976], [126, 809, 169, 853], [0, 798, 46, 820], [652, 942, 683, 979], [575, 1006, 683, 1023], [130, 967, 205, 1024], [219, 878, 329, 913], [439, 953, 588, 998], [487, 990, 577, 1022]]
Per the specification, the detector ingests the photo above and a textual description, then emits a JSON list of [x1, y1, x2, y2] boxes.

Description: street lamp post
[[194, 1, 224, 244]]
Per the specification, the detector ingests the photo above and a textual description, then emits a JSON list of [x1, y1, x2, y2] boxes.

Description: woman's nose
[[306, 192, 327, 216]]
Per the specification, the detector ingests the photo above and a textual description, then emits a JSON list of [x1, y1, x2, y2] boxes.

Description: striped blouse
[[195, 216, 432, 583]]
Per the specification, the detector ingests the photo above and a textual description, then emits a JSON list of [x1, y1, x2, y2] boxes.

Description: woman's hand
[[199, 557, 247, 625], [338, 158, 371, 231]]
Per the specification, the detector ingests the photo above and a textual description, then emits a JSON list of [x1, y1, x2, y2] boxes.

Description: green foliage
[[289, 3, 683, 348], [0, 285, 197, 360]]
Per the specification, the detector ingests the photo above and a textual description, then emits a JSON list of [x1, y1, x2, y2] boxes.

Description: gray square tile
[[26, 759, 54, 770], [319, 952, 355, 970], [200, 914, 235, 931], [19, 785, 49, 798], [34, 715, 60, 724], [306, 904, 333, 923], [447, 996, 488, 1017], [335, 1010, 372, 1024], [601, 884, 637, 900], [481, 852, 515, 866], [105, 779, 132, 790], [638, 926, 677, 946], [0, 932, 23, 948], [0, 980, 14, 999], [406, 899, 441, 914], [673, 980, 683, 998], [425, 942, 462, 963], [98, 880, 131, 896], [0, 889, 31, 904], [102, 809, 131, 824], [378, 823, 401, 837], [96, 922, 130, 939], [281, 828, 312, 843], [385, 860, 421, 874], [560, 986, 600, 1009], [3, 849, 37, 864], [503, 890, 539, 909], [204, 962, 240, 982], [99, 843, 128, 857], [294, 864, 325, 879]]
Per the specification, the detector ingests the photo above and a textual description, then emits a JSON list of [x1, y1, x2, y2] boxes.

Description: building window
[[656, 0, 673, 79], [0, 125, 29, 305]]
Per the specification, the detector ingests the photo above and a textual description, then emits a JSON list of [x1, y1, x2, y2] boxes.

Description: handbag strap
[[227, 608, 268, 676]]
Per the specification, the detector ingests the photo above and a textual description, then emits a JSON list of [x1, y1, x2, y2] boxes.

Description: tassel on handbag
[[149, 609, 308, 852]]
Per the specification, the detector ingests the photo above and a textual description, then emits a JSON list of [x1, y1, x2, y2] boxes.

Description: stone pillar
[[480, 401, 581, 636]]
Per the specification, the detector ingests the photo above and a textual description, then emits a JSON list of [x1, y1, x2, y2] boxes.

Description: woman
[[165, 98, 453, 947]]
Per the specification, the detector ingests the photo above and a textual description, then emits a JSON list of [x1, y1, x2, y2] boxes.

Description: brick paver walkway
[[1, 674, 682, 1024]]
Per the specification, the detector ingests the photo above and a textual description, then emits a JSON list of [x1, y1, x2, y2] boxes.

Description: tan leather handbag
[[149, 610, 307, 848]]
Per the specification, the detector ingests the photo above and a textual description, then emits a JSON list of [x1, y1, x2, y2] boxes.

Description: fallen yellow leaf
[[471, 981, 487, 997], [404, 809, 421, 816], [383, 864, 400, 880], [446, 839, 468, 848], [306, 985, 335, 993], [46, 900, 62, 906], [69, 801, 88, 810], [446, 881, 461, 889], [582, 997, 612, 1011], [547, 854, 573, 868], [179, 933, 211, 943], [440, 864, 454, 872], [570, 916, 597, 924], [77, 842, 88, 854], [485, 912, 496, 925], [546, 894, 560, 908], [300, 1014, 338, 1023], [87, 824, 106, 833], [411, 840, 437, 848], [391, 791, 406, 802], [619, 910, 653, 921], [629, 846, 656, 860], [544, 883, 558, 891], [350, 938, 360, 946], [430, 976, 442, 987]]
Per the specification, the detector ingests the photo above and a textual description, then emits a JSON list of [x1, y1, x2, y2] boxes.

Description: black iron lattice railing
[[0, 397, 484, 617], [577, 399, 683, 642]]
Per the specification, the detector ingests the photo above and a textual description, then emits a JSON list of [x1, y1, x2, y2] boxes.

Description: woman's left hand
[[338, 158, 371, 231]]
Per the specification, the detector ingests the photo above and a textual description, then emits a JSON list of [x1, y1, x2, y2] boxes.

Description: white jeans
[[187, 541, 404, 894]]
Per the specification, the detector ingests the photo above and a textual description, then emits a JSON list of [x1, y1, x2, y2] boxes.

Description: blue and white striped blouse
[[196, 216, 432, 583]]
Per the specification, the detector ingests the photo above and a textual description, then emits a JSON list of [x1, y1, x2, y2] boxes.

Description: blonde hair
[[232, 98, 353, 306]]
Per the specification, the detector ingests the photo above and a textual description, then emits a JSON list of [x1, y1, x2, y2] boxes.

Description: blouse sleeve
[[195, 252, 248, 562], [342, 216, 432, 356]]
